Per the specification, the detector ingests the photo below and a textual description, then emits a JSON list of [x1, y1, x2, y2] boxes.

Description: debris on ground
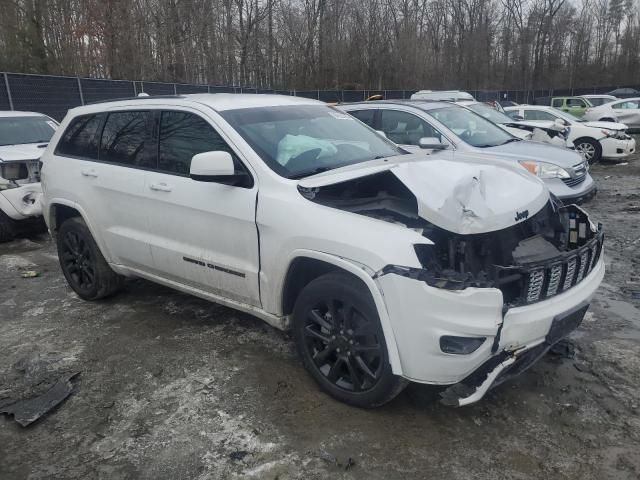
[[20, 270, 39, 278], [548, 339, 576, 359], [229, 450, 249, 462], [0, 372, 79, 427]]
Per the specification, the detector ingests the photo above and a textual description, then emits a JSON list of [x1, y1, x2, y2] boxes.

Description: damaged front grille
[[496, 231, 603, 306]]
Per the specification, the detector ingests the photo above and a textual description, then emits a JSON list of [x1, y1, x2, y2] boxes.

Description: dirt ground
[[1, 151, 640, 480]]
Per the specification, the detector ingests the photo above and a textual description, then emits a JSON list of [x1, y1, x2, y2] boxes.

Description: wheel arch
[[47, 199, 114, 264], [599, 117, 616, 122], [280, 250, 403, 376]]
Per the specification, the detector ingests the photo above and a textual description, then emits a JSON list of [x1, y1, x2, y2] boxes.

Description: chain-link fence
[[1, 71, 637, 121]]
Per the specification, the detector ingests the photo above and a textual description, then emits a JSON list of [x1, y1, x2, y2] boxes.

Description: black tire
[[293, 272, 407, 408], [0, 210, 16, 243], [56, 216, 123, 300], [574, 137, 602, 164]]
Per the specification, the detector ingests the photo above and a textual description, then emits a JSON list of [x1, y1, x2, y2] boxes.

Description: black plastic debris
[[228, 450, 249, 462], [0, 372, 79, 427], [548, 339, 576, 359]]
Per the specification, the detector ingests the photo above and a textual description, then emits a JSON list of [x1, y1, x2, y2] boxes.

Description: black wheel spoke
[[353, 344, 380, 354], [309, 309, 332, 331], [313, 344, 336, 366], [345, 357, 363, 392], [326, 358, 343, 383], [355, 354, 378, 380], [304, 324, 330, 343]]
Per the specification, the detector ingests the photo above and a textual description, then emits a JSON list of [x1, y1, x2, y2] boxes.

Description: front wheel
[[293, 272, 407, 408], [0, 211, 16, 243], [574, 137, 602, 164], [57, 217, 123, 300]]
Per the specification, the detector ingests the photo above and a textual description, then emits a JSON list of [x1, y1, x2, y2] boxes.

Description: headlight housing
[[518, 160, 571, 179]]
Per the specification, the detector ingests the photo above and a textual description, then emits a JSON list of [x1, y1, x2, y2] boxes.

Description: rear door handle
[[149, 182, 172, 192], [81, 169, 98, 178]]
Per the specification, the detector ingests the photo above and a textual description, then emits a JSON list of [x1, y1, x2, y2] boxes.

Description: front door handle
[[149, 182, 172, 192], [81, 169, 98, 177]]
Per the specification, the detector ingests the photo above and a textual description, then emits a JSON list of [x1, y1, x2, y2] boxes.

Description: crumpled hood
[[487, 140, 583, 168], [0, 143, 47, 162], [582, 120, 628, 131], [298, 154, 549, 235]]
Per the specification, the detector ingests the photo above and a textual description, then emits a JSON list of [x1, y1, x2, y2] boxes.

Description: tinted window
[[349, 109, 376, 127], [567, 98, 586, 107], [100, 111, 156, 168], [552, 99, 563, 107], [56, 114, 102, 158], [380, 110, 442, 145], [158, 111, 234, 175], [0, 116, 57, 147]]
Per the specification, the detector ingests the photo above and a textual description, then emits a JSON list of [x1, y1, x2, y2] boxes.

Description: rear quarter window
[[55, 114, 104, 159]]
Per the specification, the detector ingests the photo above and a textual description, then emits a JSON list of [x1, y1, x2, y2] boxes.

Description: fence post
[[76, 77, 85, 105], [3, 73, 14, 110], [173, 83, 177, 95]]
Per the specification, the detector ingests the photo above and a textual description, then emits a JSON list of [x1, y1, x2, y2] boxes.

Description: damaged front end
[[298, 159, 603, 405]]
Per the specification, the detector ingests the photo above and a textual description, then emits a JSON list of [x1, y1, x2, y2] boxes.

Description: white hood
[[299, 154, 549, 235], [583, 120, 628, 130], [0, 143, 47, 162]]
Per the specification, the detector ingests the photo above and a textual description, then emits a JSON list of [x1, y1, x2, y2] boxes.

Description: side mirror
[[554, 118, 569, 127], [418, 137, 447, 150], [513, 114, 524, 121], [190, 151, 235, 181], [375, 130, 388, 138]]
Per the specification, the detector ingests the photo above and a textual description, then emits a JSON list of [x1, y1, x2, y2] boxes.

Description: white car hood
[[582, 120, 628, 130], [0, 143, 47, 162], [298, 154, 549, 235]]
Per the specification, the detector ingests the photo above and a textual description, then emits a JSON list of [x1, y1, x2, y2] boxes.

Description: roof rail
[[85, 94, 185, 105]]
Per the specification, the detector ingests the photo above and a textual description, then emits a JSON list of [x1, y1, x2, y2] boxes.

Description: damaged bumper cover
[[0, 183, 43, 220]]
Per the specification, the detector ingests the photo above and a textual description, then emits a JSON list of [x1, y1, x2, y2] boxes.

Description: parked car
[[456, 101, 573, 148], [505, 105, 635, 163], [582, 97, 640, 130], [497, 100, 518, 107], [410, 90, 474, 101], [41, 94, 604, 408], [579, 95, 617, 107], [533, 96, 592, 117], [0, 111, 57, 241], [606, 87, 640, 98], [339, 101, 596, 204]]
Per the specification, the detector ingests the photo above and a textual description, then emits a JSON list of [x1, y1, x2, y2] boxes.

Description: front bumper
[[546, 174, 597, 205], [600, 136, 636, 159], [375, 254, 604, 392], [0, 183, 43, 220]]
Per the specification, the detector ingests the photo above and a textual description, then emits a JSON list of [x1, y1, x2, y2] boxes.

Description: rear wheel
[[57, 217, 123, 300], [293, 272, 407, 408], [574, 137, 602, 164], [0, 211, 16, 243]]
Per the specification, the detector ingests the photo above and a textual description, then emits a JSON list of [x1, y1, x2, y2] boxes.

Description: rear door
[[612, 100, 640, 126], [144, 108, 261, 307], [52, 110, 155, 270], [565, 98, 588, 117]]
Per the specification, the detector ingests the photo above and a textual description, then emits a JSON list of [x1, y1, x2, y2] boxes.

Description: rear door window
[[100, 111, 157, 168], [55, 114, 104, 159], [552, 98, 563, 108]]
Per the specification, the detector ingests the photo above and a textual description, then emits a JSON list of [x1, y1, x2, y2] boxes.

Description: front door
[[144, 109, 261, 307]]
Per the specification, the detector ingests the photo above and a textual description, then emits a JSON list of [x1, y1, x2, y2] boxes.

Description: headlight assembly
[[518, 160, 571, 179]]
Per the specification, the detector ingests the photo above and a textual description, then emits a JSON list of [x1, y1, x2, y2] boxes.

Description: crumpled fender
[[0, 184, 43, 220]]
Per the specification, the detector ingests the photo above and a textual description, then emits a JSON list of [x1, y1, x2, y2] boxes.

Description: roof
[[71, 93, 322, 116], [0, 111, 49, 118], [340, 99, 453, 111]]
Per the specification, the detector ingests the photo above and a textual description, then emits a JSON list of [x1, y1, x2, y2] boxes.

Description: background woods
[[0, 0, 639, 91]]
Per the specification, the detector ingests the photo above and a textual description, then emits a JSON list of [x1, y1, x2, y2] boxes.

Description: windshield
[[466, 103, 514, 124], [426, 106, 514, 147], [221, 105, 403, 178], [0, 116, 56, 146]]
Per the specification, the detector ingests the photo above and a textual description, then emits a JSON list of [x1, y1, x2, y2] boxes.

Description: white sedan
[[583, 97, 640, 130], [505, 105, 635, 163]]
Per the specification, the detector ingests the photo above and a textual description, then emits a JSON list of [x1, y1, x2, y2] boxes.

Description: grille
[[508, 232, 604, 307], [562, 175, 586, 188]]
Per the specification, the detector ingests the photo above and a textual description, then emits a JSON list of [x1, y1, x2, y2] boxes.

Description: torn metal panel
[[1, 372, 79, 427]]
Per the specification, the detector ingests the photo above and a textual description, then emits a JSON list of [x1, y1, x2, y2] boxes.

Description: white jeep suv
[[41, 94, 604, 407]]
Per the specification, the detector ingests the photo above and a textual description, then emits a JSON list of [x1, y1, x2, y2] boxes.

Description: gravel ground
[[1, 149, 640, 480]]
